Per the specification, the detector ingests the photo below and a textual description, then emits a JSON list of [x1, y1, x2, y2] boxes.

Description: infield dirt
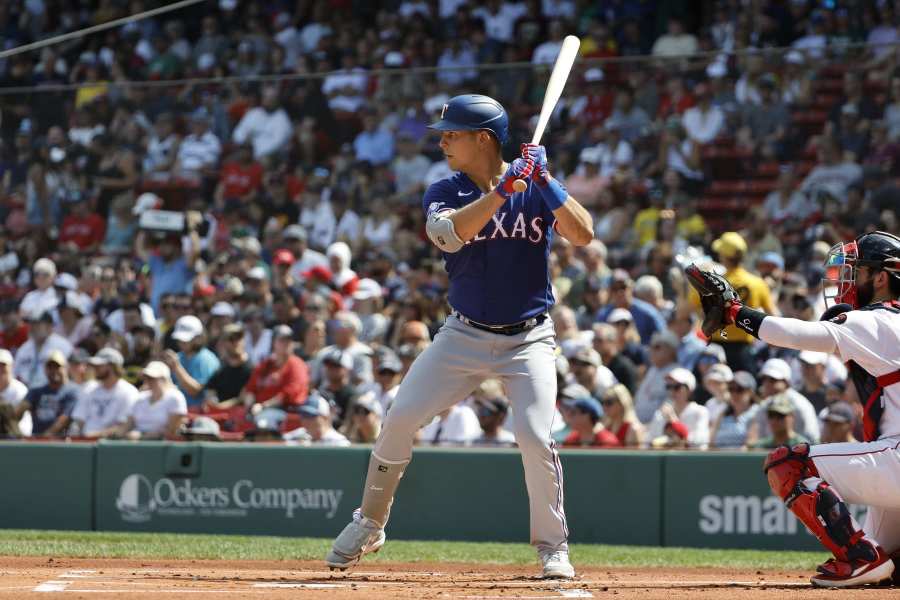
[[0, 556, 896, 599]]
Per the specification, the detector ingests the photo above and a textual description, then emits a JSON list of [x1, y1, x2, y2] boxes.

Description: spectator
[[327, 242, 360, 298], [106, 281, 156, 335], [70, 348, 138, 438], [214, 143, 263, 210], [667, 304, 705, 371], [345, 391, 383, 444], [647, 367, 710, 449], [532, 20, 566, 64], [19, 258, 60, 318], [232, 87, 293, 160], [67, 349, 95, 398], [174, 108, 221, 177], [738, 74, 789, 160], [436, 39, 478, 87], [180, 415, 222, 442], [800, 136, 862, 202], [420, 400, 481, 445], [353, 110, 395, 166], [710, 370, 759, 448], [370, 353, 402, 413], [762, 166, 815, 225], [315, 310, 372, 385], [702, 363, 733, 425], [55, 291, 92, 347], [118, 361, 187, 440], [606, 308, 647, 370], [591, 323, 637, 394], [0, 301, 29, 353], [243, 324, 309, 414], [162, 315, 221, 408], [796, 350, 829, 413], [820, 401, 858, 444], [142, 112, 181, 176], [750, 393, 810, 449], [600, 383, 645, 447], [136, 229, 198, 313], [606, 86, 651, 144], [17, 351, 73, 438], [596, 269, 666, 345], [291, 392, 350, 446], [0, 348, 30, 436], [203, 323, 253, 411], [651, 17, 698, 58], [316, 348, 359, 424], [682, 82, 724, 144], [58, 193, 105, 253], [561, 396, 620, 448], [14, 311, 73, 389], [568, 347, 616, 400], [633, 330, 680, 424], [748, 358, 820, 444]]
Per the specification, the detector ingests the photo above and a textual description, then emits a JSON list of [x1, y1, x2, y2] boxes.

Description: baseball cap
[[570, 347, 601, 368], [823, 401, 856, 424], [704, 363, 734, 383], [650, 330, 680, 351], [666, 367, 697, 391], [352, 278, 383, 301], [570, 397, 603, 420], [33, 257, 57, 276], [252, 407, 286, 433], [759, 358, 791, 381], [697, 344, 726, 365], [89, 347, 124, 367], [323, 348, 354, 370], [246, 266, 267, 280], [181, 416, 220, 439], [210, 302, 236, 318], [377, 355, 402, 374], [475, 396, 509, 417], [757, 252, 785, 271], [706, 60, 727, 78], [798, 350, 828, 366], [26, 310, 54, 324], [273, 249, 296, 266], [223, 322, 245, 337], [0, 348, 13, 365], [172, 315, 204, 342], [353, 391, 384, 418], [282, 224, 307, 241], [584, 67, 604, 82], [142, 360, 171, 380], [607, 308, 633, 324], [272, 324, 294, 339], [767, 393, 794, 416], [54, 272, 78, 290], [69, 348, 90, 364], [560, 383, 591, 401], [712, 232, 748, 259], [666, 420, 690, 440], [45, 350, 67, 366], [732, 371, 757, 391], [333, 311, 362, 333], [298, 393, 332, 418]]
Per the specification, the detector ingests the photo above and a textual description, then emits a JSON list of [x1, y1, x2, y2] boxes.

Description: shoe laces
[[542, 550, 567, 564]]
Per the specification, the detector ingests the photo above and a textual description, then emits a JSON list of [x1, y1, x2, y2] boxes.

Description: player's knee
[[379, 403, 426, 438], [512, 426, 551, 453], [763, 443, 819, 501]]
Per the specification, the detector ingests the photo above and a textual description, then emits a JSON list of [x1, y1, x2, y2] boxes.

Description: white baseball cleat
[[325, 510, 386, 571], [810, 548, 895, 588], [540, 549, 575, 579]]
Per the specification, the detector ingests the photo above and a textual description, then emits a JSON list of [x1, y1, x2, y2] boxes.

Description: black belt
[[452, 311, 547, 336]]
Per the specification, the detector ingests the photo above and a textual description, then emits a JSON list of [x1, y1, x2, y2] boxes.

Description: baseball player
[[686, 231, 900, 587], [325, 94, 593, 578]]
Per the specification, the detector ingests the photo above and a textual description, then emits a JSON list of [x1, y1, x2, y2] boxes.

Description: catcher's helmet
[[427, 94, 509, 145], [823, 230, 900, 309]]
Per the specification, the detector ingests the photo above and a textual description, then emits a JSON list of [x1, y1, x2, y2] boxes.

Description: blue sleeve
[[422, 179, 464, 219], [61, 388, 79, 417], [147, 255, 162, 275], [194, 353, 221, 386]]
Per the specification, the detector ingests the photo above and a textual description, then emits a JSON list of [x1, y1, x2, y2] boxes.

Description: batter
[[325, 94, 593, 578], [687, 231, 900, 587]]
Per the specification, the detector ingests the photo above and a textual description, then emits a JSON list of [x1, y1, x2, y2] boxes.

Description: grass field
[[0, 529, 823, 570]]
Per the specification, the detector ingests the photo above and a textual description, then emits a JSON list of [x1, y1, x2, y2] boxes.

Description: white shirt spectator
[[105, 303, 157, 335], [647, 401, 710, 448], [473, 3, 527, 43], [143, 134, 179, 174], [868, 25, 900, 60], [19, 287, 59, 319], [425, 161, 454, 185], [130, 388, 187, 434], [284, 426, 351, 446], [392, 154, 432, 195], [682, 104, 725, 144], [1, 378, 30, 436], [399, 1, 431, 18], [362, 216, 393, 248], [14, 333, 73, 389], [792, 33, 827, 60], [800, 161, 863, 200], [763, 189, 816, 223], [436, 44, 478, 86], [299, 21, 332, 53], [420, 403, 481, 444], [735, 76, 761, 106], [232, 107, 292, 159], [322, 68, 368, 112], [289, 248, 329, 281], [541, 0, 575, 18], [71, 379, 139, 436], [652, 33, 699, 57], [245, 328, 273, 366], [597, 139, 633, 177], [532, 39, 564, 65], [633, 364, 677, 423], [439, 0, 467, 18], [177, 131, 221, 173]]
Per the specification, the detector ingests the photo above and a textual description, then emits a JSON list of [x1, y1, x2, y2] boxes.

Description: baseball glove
[[684, 264, 742, 338]]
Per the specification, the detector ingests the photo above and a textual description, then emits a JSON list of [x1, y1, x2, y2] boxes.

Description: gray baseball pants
[[364, 314, 568, 552]]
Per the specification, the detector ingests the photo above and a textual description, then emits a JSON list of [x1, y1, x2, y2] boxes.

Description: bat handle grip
[[511, 179, 528, 193]]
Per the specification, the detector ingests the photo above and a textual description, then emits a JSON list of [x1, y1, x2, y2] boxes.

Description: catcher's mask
[[823, 231, 900, 309]]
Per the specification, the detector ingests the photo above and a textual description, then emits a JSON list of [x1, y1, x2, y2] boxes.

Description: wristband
[[538, 176, 568, 211], [733, 305, 767, 339]]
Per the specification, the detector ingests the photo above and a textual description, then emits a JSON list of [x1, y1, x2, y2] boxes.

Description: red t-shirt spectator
[[244, 354, 309, 407], [219, 161, 263, 199], [59, 213, 106, 250], [0, 323, 29, 351], [563, 428, 621, 448]]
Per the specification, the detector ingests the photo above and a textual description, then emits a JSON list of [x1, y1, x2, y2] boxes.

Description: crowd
[[0, 0, 897, 447]]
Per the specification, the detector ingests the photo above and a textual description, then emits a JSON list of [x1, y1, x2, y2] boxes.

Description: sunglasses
[[665, 383, 685, 390], [767, 412, 788, 420]]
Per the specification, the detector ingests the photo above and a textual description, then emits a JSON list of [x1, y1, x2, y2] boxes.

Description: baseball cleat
[[539, 549, 575, 579], [325, 510, 386, 571], [811, 546, 895, 588]]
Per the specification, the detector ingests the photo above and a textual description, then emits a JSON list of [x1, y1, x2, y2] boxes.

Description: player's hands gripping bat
[[496, 157, 535, 200], [684, 264, 743, 338], [520, 142, 568, 210]]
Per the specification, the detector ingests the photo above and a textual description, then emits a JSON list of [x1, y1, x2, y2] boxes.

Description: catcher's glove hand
[[684, 264, 742, 338]]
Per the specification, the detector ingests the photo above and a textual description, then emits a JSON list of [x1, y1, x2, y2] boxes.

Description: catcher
[[686, 230, 900, 588]]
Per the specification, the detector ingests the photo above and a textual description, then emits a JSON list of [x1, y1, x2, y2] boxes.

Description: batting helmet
[[428, 94, 509, 145], [824, 230, 900, 308]]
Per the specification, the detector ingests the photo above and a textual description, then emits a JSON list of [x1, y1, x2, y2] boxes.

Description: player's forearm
[[552, 195, 593, 246], [757, 316, 837, 353], [448, 191, 507, 242]]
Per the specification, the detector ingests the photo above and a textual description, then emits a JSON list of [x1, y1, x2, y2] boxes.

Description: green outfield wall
[[0, 442, 835, 550]]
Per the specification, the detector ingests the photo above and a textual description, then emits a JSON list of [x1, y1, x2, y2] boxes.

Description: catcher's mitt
[[684, 264, 742, 338]]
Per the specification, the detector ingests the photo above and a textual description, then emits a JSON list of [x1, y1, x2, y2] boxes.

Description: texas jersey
[[820, 305, 900, 439], [422, 172, 556, 325]]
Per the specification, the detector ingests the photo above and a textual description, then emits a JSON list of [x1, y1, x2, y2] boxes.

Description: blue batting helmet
[[428, 94, 509, 145]]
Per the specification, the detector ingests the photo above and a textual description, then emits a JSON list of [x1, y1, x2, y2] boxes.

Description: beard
[[856, 277, 876, 307]]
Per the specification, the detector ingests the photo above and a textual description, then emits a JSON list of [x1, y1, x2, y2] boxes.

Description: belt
[[452, 311, 547, 336]]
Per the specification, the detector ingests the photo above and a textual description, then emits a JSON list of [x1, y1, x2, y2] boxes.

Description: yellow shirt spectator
[[633, 207, 660, 247]]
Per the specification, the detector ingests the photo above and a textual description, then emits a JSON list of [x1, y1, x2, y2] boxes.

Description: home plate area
[[1, 557, 894, 600]]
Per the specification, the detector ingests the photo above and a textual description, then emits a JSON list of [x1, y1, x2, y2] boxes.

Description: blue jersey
[[422, 172, 556, 325]]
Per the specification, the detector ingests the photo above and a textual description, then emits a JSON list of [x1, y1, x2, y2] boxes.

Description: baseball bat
[[512, 35, 581, 193]]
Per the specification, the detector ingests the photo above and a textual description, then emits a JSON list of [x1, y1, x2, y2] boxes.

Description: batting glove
[[521, 143, 568, 211], [496, 157, 535, 200]]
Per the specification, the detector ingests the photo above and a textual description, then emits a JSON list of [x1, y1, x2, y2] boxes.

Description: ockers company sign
[[116, 474, 343, 523]]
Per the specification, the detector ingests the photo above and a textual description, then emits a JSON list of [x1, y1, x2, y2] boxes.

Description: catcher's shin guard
[[764, 444, 877, 563]]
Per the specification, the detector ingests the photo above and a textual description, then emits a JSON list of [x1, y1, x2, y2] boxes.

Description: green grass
[[0, 530, 822, 570]]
